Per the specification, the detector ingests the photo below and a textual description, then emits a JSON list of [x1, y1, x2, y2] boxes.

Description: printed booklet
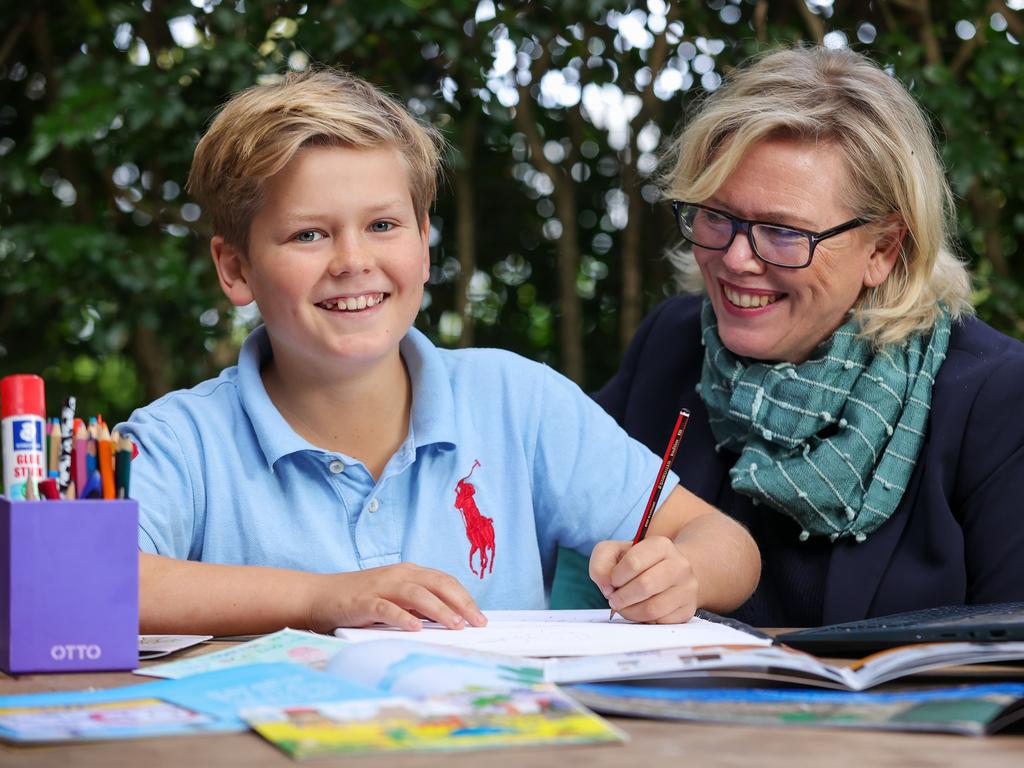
[[568, 682, 1024, 736], [546, 640, 1024, 691]]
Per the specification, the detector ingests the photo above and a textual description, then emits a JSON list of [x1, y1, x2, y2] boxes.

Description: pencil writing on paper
[[609, 408, 690, 621]]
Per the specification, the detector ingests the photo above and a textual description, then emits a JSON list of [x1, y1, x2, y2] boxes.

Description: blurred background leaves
[[1, 0, 1022, 419]]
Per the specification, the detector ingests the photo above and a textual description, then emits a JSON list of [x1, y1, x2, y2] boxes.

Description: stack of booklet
[[332, 609, 1024, 736], [2, 610, 1024, 757]]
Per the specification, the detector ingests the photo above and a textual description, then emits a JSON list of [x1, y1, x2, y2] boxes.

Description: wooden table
[[3, 640, 1024, 768]]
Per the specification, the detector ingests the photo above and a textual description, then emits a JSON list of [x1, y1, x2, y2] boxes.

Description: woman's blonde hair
[[661, 45, 972, 347], [188, 68, 443, 252]]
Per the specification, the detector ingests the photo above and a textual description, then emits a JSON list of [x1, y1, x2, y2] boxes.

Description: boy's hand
[[589, 536, 699, 624], [307, 563, 487, 634]]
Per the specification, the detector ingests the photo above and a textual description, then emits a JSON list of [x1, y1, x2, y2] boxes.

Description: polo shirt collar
[[402, 327, 458, 451], [236, 326, 319, 469], [236, 325, 457, 470]]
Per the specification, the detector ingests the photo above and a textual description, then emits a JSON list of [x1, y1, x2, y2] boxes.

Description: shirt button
[[367, 498, 380, 513], [328, 460, 345, 474]]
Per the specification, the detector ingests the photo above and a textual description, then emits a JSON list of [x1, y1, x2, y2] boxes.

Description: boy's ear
[[863, 215, 905, 289], [211, 235, 256, 306], [419, 215, 431, 283]]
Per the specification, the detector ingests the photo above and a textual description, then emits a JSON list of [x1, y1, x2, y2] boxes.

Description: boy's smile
[[316, 292, 387, 312], [213, 144, 430, 381]]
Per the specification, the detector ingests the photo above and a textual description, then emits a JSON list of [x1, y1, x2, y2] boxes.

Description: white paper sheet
[[333, 609, 771, 657]]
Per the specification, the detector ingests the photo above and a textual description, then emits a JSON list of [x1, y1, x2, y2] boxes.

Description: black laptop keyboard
[[815, 602, 1024, 632]]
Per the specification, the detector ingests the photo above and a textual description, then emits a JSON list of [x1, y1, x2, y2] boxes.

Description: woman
[[584, 46, 1024, 627]]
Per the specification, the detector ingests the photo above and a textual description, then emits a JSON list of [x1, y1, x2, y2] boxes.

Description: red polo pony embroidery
[[454, 460, 495, 579]]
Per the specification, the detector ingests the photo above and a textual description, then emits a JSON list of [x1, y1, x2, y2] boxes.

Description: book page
[[325, 639, 544, 697], [848, 641, 1024, 689], [334, 609, 772, 657], [137, 629, 349, 680], [547, 644, 850, 688]]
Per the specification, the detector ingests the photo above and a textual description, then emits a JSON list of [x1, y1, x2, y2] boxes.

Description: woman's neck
[[261, 351, 412, 481]]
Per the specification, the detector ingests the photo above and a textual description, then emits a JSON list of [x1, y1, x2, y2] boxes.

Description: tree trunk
[[619, 156, 644, 350], [132, 325, 173, 403], [454, 108, 480, 347], [616, 4, 676, 351], [553, 179, 584, 385], [515, 83, 584, 384]]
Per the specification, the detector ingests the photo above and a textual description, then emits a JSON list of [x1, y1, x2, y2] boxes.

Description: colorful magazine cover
[[568, 682, 1024, 736], [241, 684, 626, 759], [0, 663, 382, 743]]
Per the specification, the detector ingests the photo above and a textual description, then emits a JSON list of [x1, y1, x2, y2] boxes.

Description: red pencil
[[609, 408, 691, 621]]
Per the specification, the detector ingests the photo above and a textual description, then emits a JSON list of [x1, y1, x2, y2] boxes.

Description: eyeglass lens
[[679, 204, 811, 267]]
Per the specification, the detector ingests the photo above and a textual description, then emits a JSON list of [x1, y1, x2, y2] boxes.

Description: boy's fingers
[[420, 572, 486, 627], [608, 536, 677, 588], [651, 603, 698, 625], [356, 597, 421, 631], [618, 584, 695, 625], [606, 558, 674, 613], [399, 584, 468, 630], [589, 540, 630, 597]]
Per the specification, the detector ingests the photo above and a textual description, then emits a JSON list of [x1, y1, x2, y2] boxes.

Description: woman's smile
[[719, 280, 785, 314]]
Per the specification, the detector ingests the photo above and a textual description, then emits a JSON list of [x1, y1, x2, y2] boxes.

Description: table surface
[[3, 639, 1024, 768]]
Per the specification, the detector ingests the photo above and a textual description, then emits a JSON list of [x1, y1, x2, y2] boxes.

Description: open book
[[546, 640, 1024, 691], [331, 609, 1024, 692]]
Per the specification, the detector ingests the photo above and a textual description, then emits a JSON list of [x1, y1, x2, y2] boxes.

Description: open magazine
[[546, 640, 1024, 690]]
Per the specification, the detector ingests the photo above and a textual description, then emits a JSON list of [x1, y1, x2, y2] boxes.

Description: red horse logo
[[454, 460, 495, 579]]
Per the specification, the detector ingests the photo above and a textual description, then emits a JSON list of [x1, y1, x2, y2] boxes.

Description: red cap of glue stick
[[1, 374, 46, 419]]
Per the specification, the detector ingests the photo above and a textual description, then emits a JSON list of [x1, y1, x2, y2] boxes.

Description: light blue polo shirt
[[116, 326, 679, 609]]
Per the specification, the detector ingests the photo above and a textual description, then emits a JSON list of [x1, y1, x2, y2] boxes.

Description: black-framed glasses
[[672, 201, 869, 269]]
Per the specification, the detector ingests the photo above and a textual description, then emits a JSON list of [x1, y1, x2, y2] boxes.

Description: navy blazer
[[596, 295, 1024, 627]]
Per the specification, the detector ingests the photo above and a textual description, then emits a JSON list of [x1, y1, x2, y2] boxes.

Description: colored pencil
[[38, 478, 60, 500], [115, 435, 133, 499], [86, 432, 97, 476], [79, 470, 103, 499], [72, 423, 88, 495], [98, 424, 115, 500], [47, 421, 62, 476]]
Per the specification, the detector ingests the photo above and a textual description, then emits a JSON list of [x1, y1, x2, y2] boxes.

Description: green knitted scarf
[[698, 299, 951, 542]]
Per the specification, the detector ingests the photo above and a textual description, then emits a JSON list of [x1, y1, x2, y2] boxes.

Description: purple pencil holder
[[0, 498, 138, 674]]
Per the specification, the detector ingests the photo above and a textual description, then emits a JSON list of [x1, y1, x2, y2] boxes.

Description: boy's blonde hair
[[188, 68, 442, 251], [661, 45, 973, 347]]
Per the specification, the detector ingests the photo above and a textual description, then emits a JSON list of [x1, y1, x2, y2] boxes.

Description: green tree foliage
[[1, 0, 1021, 419]]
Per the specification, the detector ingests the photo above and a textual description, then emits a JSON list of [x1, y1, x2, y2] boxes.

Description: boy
[[119, 69, 760, 636]]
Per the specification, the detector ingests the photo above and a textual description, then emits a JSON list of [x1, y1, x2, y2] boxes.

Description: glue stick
[[1, 374, 47, 499]]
